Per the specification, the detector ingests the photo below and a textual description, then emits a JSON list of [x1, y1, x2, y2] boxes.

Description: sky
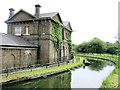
[[0, 0, 119, 45]]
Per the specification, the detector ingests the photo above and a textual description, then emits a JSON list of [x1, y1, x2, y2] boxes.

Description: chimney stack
[[34, 4, 41, 18], [9, 8, 15, 18]]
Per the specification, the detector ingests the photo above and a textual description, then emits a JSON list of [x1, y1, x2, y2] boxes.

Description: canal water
[[2, 59, 115, 89]]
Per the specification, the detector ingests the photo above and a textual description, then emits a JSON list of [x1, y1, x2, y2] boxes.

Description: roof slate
[[63, 21, 72, 31], [40, 12, 58, 18], [0, 33, 37, 47], [63, 21, 69, 27], [7, 9, 36, 21], [6, 10, 59, 22]]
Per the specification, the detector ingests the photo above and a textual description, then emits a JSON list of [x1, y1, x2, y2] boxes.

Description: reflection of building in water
[[3, 72, 71, 89]]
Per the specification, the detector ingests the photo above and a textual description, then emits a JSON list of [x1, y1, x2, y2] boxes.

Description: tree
[[77, 42, 89, 53], [105, 41, 118, 55], [71, 44, 78, 53], [73, 37, 118, 55], [106, 47, 117, 54], [77, 38, 106, 53], [87, 38, 104, 53]]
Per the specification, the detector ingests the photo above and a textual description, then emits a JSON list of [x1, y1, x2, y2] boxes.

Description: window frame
[[15, 26, 21, 36], [24, 26, 30, 35]]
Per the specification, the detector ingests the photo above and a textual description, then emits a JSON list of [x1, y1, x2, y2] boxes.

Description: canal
[[2, 59, 115, 89]]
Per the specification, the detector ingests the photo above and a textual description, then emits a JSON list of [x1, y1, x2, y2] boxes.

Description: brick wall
[[2, 47, 37, 71]]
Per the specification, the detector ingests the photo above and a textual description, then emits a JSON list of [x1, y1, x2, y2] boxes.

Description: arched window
[[28, 53, 32, 66], [29, 53, 32, 61], [8, 54, 15, 69]]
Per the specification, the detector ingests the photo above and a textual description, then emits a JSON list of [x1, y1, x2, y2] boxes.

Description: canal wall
[[1, 59, 84, 86], [2, 69, 68, 86], [79, 55, 116, 65]]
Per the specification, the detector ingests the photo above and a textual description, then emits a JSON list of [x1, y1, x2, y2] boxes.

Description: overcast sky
[[0, 0, 119, 44]]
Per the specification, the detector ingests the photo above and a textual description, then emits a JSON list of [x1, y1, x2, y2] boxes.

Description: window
[[15, 27, 21, 35], [24, 26, 29, 35], [66, 32, 67, 39]]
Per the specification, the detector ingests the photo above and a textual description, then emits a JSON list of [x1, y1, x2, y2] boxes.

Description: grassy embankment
[[1, 57, 87, 83], [79, 53, 118, 88]]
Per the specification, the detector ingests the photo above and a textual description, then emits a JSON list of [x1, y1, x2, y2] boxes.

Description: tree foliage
[[71, 44, 78, 53], [105, 41, 118, 54], [73, 38, 118, 55]]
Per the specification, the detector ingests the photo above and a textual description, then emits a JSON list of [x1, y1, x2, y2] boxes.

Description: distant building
[[1, 4, 73, 72]]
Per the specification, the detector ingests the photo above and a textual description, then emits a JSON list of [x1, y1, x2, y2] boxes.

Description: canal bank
[[1, 54, 118, 89], [1, 57, 86, 85], [2, 57, 115, 89], [78, 53, 118, 88]]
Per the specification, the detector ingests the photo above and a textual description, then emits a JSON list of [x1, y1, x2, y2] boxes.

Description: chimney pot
[[35, 4, 41, 7]]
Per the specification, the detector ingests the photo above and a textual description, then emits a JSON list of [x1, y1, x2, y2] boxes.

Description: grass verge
[[1, 57, 86, 84]]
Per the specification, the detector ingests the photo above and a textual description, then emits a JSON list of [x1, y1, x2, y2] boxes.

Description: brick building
[[1, 4, 72, 72]]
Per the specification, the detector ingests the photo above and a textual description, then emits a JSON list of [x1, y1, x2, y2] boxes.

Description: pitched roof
[[0, 33, 37, 47], [6, 9, 59, 22], [63, 21, 72, 31], [7, 9, 36, 21], [63, 21, 69, 27], [5, 9, 64, 26], [40, 12, 58, 18], [6, 9, 72, 30], [39, 12, 63, 23]]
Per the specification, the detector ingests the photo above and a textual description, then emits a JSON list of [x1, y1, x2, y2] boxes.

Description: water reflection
[[88, 60, 106, 71], [71, 59, 115, 88], [3, 71, 72, 89], [88, 59, 114, 71], [2, 59, 115, 89], [71, 65, 114, 88]]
